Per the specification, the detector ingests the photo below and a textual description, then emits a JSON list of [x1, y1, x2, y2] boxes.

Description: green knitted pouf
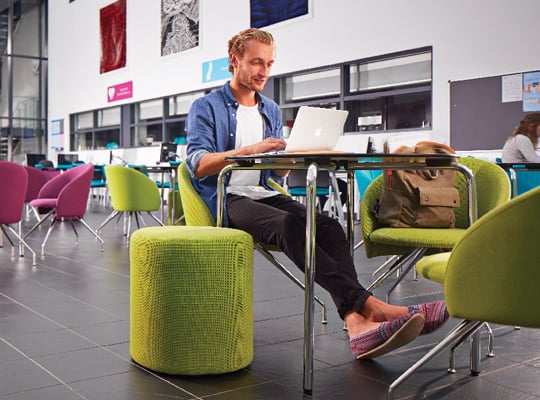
[[129, 226, 254, 375]]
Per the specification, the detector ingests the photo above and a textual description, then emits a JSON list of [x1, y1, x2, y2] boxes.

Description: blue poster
[[523, 71, 540, 112], [250, 0, 309, 28], [202, 57, 232, 83]]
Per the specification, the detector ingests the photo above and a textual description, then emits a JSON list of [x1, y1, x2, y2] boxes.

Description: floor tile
[[1, 207, 539, 400]]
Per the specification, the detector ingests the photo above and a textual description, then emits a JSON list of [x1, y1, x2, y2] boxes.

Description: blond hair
[[227, 28, 274, 73]]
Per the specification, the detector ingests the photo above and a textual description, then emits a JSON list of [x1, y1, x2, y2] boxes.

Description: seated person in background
[[185, 28, 449, 359], [501, 112, 540, 163]]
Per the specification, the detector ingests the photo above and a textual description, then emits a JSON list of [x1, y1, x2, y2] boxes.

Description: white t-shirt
[[227, 104, 279, 200]]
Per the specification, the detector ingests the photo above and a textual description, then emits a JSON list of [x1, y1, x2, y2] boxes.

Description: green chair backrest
[[105, 165, 161, 212], [445, 186, 540, 328], [360, 157, 511, 258], [176, 162, 216, 226], [452, 157, 511, 228]]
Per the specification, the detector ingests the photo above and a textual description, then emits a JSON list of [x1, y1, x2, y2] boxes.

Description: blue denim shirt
[[185, 81, 283, 225]]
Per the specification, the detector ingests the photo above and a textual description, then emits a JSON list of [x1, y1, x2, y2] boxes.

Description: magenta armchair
[[25, 164, 104, 255], [0, 161, 37, 265], [24, 166, 49, 221]]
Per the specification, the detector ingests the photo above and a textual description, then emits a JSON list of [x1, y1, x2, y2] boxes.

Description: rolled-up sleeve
[[185, 97, 217, 175]]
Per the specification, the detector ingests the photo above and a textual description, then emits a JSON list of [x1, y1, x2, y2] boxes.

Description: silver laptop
[[285, 106, 349, 153]]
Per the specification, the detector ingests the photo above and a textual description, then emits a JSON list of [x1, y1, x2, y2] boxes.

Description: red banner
[[100, 0, 126, 74]]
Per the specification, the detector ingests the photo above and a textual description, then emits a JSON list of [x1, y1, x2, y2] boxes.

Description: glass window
[[95, 128, 120, 150], [139, 99, 163, 119], [98, 107, 121, 127], [275, 47, 432, 134], [166, 120, 186, 142], [169, 92, 204, 115], [12, 2, 44, 56], [344, 97, 386, 132], [72, 132, 93, 151], [131, 123, 163, 147], [279, 68, 340, 103], [344, 91, 431, 132], [349, 51, 431, 93], [76, 112, 94, 130]]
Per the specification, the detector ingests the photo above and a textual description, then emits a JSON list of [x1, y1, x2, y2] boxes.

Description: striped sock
[[408, 300, 449, 335]]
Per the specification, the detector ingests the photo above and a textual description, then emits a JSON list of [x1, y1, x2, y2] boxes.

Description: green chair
[[360, 157, 511, 300], [130, 226, 254, 375], [176, 162, 328, 323], [387, 185, 540, 399], [97, 165, 164, 242]]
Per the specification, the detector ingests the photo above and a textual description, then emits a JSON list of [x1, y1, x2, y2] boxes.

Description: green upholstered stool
[[129, 226, 254, 375]]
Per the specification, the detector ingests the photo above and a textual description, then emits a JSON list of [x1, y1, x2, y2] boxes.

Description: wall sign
[[202, 57, 232, 83], [523, 71, 540, 112], [107, 81, 133, 102]]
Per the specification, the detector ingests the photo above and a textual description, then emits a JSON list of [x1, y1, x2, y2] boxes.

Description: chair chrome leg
[[134, 212, 142, 229], [123, 213, 129, 236], [371, 255, 399, 283], [96, 210, 120, 233], [353, 239, 364, 251], [146, 211, 165, 226], [127, 213, 133, 243], [78, 218, 105, 251], [387, 320, 483, 400], [24, 208, 55, 239], [18, 221, 23, 256], [1, 227, 17, 256], [69, 218, 80, 245], [470, 330, 482, 375], [41, 217, 58, 255], [384, 248, 427, 302], [1, 225, 37, 265], [367, 255, 408, 292], [367, 249, 425, 295], [483, 322, 495, 357]]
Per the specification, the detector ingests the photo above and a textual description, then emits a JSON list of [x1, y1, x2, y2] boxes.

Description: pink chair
[[0, 161, 37, 265], [24, 166, 49, 221], [41, 168, 61, 181], [25, 164, 104, 255]]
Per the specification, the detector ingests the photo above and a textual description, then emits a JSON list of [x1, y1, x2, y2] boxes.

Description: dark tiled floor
[[1, 202, 539, 399]]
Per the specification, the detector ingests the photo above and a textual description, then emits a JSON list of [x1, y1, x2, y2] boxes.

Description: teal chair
[[176, 162, 328, 323], [360, 157, 511, 301], [496, 160, 540, 198], [388, 185, 540, 399], [353, 169, 383, 250], [97, 165, 164, 242], [90, 164, 107, 204], [287, 169, 345, 225]]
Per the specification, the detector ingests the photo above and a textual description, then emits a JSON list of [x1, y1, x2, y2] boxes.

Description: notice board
[[450, 75, 527, 151]]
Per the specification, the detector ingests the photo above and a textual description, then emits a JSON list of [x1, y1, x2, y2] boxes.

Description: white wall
[[48, 0, 540, 159]]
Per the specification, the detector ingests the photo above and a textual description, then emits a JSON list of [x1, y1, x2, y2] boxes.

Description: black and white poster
[[161, 0, 199, 56]]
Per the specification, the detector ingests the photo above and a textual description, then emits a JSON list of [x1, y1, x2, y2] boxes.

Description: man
[[185, 28, 448, 359]]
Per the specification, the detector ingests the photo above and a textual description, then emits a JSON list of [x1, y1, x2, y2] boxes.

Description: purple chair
[[0, 161, 37, 265], [25, 164, 104, 255]]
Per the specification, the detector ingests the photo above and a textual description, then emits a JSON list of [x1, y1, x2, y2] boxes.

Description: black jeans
[[226, 193, 371, 319]]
